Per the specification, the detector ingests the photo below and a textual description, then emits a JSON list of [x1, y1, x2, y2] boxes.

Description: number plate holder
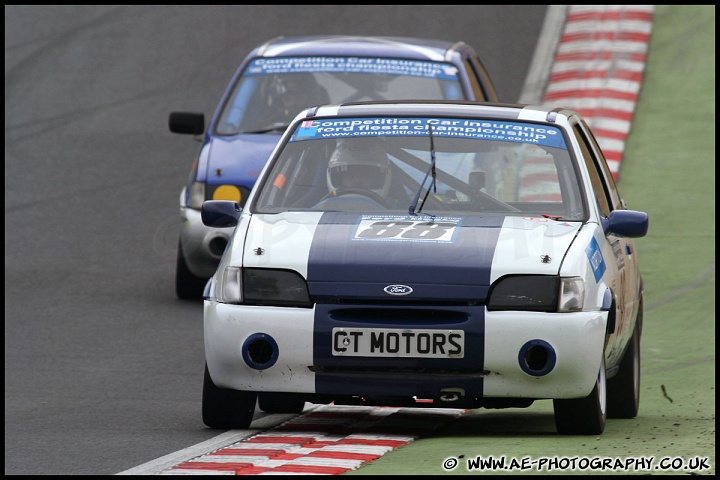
[[331, 327, 464, 358]]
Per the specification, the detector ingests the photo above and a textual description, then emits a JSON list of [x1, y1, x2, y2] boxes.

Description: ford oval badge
[[384, 285, 413, 296]]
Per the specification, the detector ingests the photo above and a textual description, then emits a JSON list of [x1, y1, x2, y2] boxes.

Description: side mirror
[[201, 200, 242, 228], [169, 112, 205, 135], [603, 209, 649, 238]]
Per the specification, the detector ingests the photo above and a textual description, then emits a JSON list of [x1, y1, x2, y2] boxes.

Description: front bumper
[[204, 300, 608, 402], [179, 206, 230, 278]]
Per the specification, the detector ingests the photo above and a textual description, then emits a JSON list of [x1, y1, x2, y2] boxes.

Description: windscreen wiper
[[244, 122, 292, 134], [408, 124, 437, 215]]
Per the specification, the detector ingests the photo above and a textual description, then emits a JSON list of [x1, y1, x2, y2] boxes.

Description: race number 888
[[356, 221, 458, 241]]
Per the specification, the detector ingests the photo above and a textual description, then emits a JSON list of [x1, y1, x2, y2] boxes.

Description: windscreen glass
[[253, 116, 586, 220], [216, 57, 466, 135]]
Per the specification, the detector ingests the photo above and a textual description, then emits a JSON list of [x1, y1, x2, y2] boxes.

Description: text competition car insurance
[[169, 35, 499, 299], [199, 100, 648, 435]]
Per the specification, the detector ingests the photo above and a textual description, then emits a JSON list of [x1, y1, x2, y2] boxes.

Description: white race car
[[200, 100, 648, 435]]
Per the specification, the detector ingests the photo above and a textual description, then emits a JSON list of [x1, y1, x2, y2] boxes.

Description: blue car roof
[[250, 35, 475, 62]]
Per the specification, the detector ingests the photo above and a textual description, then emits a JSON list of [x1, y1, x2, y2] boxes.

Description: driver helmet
[[267, 73, 318, 112], [326, 138, 392, 198]]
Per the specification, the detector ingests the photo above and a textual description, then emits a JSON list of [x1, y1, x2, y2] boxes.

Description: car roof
[[252, 35, 477, 62], [305, 100, 574, 123]]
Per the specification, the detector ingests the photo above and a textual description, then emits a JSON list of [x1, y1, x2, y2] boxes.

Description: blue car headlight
[[487, 275, 584, 313], [188, 181, 206, 209]]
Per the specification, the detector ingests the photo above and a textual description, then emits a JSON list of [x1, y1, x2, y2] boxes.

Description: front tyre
[[607, 303, 642, 418], [202, 364, 257, 429], [176, 240, 208, 301], [553, 356, 607, 435]]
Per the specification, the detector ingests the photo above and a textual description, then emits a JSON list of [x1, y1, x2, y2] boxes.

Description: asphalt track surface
[[5, 5, 715, 476]]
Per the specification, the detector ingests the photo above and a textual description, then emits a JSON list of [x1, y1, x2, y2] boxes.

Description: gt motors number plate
[[332, 328, 464, 358]]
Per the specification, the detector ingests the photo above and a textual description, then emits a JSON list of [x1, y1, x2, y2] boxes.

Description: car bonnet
[[241, 212, 581, 302], [197, 134, 281, 187]]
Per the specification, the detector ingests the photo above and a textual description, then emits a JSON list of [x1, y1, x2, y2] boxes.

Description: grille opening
[[247, 339, 274, 365], [209, 237, 228, 256], [328, 307, 468, 324], [524, 344, 550, 371]]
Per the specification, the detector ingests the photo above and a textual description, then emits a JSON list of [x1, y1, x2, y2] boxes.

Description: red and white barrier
[[543, 5, 654, 180]]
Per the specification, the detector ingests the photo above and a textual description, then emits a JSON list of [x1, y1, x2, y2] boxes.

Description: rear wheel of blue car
[[258, 393, 306, 414], [202, 363, 257, 429], [553, 356, 607, 435], [176, 241, 208, 300], [607, 304, 642, 418]]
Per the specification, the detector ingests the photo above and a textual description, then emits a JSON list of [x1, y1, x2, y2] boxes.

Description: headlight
[[188, 181, 206, 209], [487, 275, 585, 312], [244, 268, 311, 307], [218, 267, 311, 307], [221, 266, 243, 303], [558, 277, 585, 312]]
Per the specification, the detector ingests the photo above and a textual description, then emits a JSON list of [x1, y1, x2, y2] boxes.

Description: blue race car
[[200, 100, 648, 435], [169, 36, 499, 299]]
